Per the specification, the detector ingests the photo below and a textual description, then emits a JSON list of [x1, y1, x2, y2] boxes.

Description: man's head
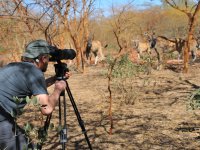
[[22, 39, 51, 72]]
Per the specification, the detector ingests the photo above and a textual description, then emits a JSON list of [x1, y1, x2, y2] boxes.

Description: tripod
[[38, 62, 93, 150]]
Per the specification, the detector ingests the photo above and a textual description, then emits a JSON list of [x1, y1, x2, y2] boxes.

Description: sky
[[97, 0, 162, 7], [95, 0, 162, 15]]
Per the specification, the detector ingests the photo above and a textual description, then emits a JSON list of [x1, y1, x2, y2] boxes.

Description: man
[[0, 39, 67, 149]]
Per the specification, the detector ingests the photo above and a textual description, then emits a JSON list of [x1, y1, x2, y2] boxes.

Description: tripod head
[[54, 60, 69, 81]]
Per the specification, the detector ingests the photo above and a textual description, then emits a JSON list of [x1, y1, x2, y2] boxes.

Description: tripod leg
[[37, 114, 52, 150], [65, 81, 93, 150], [59, 92, 67, 150], [59, 96, 62, 128]]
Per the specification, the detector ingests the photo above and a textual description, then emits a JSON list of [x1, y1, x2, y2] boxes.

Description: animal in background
[[85, 40, 105, 65]]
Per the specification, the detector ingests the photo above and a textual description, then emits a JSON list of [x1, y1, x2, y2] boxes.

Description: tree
[[0, 0, 57, 61], [106, 0, 136, 134], [164, 0, 200, 73], [0, 0, 95, 72]]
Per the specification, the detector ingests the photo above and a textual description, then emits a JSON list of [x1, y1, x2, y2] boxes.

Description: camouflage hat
[[22, 39, 50, 58]]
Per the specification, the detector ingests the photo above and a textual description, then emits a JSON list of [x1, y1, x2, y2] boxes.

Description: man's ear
[[35, 59, 39, 63]]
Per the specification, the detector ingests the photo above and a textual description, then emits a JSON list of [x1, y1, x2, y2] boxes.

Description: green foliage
[[12, 96, 53, 147], [11, 96, 26, 118], [37, 127, 48, 145], [13, 96, 40, 123], [136, 54, 154, 74], [105, 54, 115, 66], [37, 122, 55, 146], [26, 96, 39, 106], [106, 54, 142, 105], [188, 89, 200, 110], [24, 122, 34, 133], [112, 54, 139, 78]]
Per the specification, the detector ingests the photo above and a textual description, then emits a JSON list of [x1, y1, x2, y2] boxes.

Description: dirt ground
[[21, 59, 200, 150]]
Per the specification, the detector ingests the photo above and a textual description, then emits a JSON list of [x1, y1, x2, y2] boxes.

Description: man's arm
[[45, 76, 56, 87], [36, 80, 66, 115]]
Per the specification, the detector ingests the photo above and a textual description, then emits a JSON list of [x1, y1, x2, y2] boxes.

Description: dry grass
[[18, 60, 200, 150]]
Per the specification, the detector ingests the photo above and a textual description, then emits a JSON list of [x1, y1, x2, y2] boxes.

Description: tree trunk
[[183, 42, 189, 73], [183, 2, 200, 73]]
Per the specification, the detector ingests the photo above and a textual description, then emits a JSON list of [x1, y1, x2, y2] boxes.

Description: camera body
[[54, 63, 69, 80]]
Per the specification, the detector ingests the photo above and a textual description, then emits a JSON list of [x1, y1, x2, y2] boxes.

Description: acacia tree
[[0, 0, 95, 72], [106, 0, 136, 135], [0, 0, 31, 61], [43, 0, 95, 71], [163, 0, 200, 73], [0, 0, 60, 61]]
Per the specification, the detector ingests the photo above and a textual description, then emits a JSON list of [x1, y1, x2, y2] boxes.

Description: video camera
[[49, 46, 76, 62], [49, 46, 76, 79]]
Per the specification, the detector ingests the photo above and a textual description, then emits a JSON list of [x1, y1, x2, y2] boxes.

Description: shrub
[[188, 89, 200, 110]]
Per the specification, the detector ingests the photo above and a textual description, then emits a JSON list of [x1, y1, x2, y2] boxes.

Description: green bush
[[188, 89, 200, 110], [112, 54, 140, 78]]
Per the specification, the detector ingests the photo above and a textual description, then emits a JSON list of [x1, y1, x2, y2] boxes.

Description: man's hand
[[65, 72, 71, 79], [54, 80, 66, 92]]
